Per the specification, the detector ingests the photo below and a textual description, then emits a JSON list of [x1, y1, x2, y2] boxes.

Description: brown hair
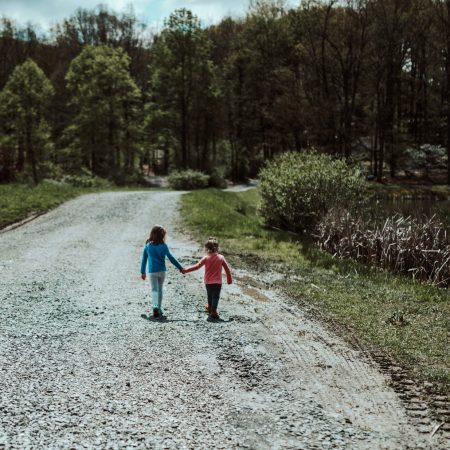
[[146, 225, 166, 244], [205, 237, 219, 253]]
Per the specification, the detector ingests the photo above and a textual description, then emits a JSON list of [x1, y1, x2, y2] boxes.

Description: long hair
[[205, 237, 219, 253], [146, 225, 166, 244]]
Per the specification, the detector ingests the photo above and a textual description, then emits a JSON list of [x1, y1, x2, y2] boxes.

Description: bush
[[61, 168, 110, 188], [168, 170, 209, 190], [259, 151, 368, 232], [209, 166, 228, 188], [112, 172, 146, 187], [41, 162, 65, 181], [316, 210, 450, 286]]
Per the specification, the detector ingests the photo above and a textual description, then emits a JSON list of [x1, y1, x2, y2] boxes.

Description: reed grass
[[316, 211, 450, 287], [181, 188, 450, 391]]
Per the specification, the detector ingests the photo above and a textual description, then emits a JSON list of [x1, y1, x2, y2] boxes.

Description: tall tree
[[367, 0, 414, 180], [1, 1, 449, 184], [323, 1, 369, 158], [148, 8, 217, 170], [431, 0, 450, 184], [64, 45, 142, 181], [220, 1, 295, 179], [0, 59, 54, 184]]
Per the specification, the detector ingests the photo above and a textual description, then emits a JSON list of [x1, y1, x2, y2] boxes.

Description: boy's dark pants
[[205, 284, 222, 309]]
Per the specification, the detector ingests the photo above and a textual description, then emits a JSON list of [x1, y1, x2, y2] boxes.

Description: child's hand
[[181, 268, 186, 274], [141, 273, 146, 280]]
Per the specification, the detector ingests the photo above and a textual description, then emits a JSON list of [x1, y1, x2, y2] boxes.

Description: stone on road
[[0, 192, 437, 449]]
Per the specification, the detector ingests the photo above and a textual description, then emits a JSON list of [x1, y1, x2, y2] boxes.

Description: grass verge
[[0, 181, 154, 229], [181, 188, 450, 392]]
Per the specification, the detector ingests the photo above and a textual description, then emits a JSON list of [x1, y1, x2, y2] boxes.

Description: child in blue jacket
[[140, 225, 183, 319]]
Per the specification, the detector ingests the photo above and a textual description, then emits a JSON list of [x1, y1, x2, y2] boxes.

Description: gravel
[[0, 191, 444, 449]]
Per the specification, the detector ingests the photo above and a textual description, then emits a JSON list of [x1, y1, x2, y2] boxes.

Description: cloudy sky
[[0, 0, 296, 31]]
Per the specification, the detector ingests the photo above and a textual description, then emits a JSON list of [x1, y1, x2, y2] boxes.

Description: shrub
[[259, 151, 368, 232], [112, 172, 146, 187], [168, 169, 209, 190], [405, 144, 448, 171], [316, 210, 450, 286], [209, 166, 228, 188], [61, 168, 110, 188]]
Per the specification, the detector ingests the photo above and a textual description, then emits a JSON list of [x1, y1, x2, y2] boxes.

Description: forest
[[0, 0, 449, 185]]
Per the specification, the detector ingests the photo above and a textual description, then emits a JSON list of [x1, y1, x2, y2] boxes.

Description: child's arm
[[165, 244, 183, 271], [222, 258, 232, 284], [140, 247, 148, 279], [183, 257, 206, 274]]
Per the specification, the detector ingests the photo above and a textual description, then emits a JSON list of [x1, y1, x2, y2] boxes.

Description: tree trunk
[[446, 3, 450, 184], [17, 134, 25, 172], [91, 132, 97, 174], [447, 63, 450, 185], [108, 118, 116, 175], [342, 74, 352, 159], [212, 124, 217, 165], [26, 117, 38, 185], [378, 129, 385, 183], [123, 107, 131, 175], [293, 128, 302, 152], [163, 141, 170, 175], [181, 94, 188, 169], [385, 61, 396, 179], [194, 114, 200, 169]]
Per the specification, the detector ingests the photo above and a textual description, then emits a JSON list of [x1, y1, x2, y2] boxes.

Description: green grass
[[0, 181, 159, 229], [0, 182, 107, 228], [181, 188, 450, 391]]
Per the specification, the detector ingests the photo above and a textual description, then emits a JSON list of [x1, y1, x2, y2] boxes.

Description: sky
[[0, 0, 295, 31]]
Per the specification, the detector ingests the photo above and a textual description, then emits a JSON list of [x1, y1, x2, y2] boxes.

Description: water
[[376, 197, 450, 225]]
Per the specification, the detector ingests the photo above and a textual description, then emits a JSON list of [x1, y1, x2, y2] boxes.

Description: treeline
[[0, 0, 449, 184]]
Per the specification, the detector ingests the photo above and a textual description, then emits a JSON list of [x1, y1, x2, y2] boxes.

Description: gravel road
[[0, 191, 444, 449]]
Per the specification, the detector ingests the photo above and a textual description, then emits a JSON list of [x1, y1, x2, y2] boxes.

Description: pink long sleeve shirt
[[184, 252, 232, 285]]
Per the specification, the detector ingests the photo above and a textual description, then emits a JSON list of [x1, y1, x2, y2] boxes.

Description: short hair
[[205, 237, 219, 253]]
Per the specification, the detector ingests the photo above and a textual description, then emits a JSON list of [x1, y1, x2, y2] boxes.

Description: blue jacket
[[140, 243, 182, 273]]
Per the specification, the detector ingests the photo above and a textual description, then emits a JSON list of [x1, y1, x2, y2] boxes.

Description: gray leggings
[[149, 272, 166, 309]]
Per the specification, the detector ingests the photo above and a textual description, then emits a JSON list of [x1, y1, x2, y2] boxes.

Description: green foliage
[[208, 166, 228, 188], [0, 59, 54, 184], [2, 2, 450, 184], [0, 182, 103, 228], [181, 188, 450, 391], [61, 168, 111, 188], [259, 151, 369, 232], [147, 9, 220, 170], [64, 45, 142, 178], [168, 169, 209, 190]]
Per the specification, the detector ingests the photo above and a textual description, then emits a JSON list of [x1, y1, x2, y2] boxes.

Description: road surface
[[0, 191, 442, 449]]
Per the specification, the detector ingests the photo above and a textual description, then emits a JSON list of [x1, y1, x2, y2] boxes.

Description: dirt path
[[0, 191, 443, 449]]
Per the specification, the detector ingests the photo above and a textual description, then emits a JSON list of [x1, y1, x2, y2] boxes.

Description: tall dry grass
[[316, 210, 450, 286]]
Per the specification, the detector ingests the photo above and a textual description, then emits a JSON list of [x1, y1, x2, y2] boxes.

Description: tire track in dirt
[[0, 191, 446, 449]]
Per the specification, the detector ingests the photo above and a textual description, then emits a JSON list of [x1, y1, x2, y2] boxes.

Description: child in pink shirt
[[182, 237, 232, 321]]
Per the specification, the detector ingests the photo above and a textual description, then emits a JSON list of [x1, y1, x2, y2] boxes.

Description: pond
[[376, 196, 450, 225]]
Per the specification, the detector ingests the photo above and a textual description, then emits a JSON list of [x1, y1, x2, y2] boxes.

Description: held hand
[[141, 273, 146, 281], [181, 268, 186, 274]]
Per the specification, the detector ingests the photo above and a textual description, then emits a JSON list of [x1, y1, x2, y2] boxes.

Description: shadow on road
[[140, 314, 234, 323]]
